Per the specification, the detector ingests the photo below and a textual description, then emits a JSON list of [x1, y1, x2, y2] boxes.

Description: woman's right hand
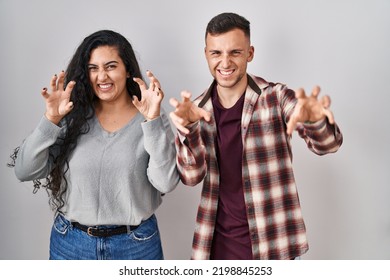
[[41, 71, 76, 124]]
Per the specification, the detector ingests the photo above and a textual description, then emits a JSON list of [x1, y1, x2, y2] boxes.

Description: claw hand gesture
[[41, 71, 76, 125], [286, 86, 335, 135], [132, 71, 163, 121], [169, 91, 211, 135]]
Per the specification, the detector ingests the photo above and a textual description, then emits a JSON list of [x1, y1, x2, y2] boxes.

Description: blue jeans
[[49, 214, 163, 260]]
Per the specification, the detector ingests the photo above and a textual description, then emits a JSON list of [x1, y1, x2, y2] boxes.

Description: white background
[[1, 0, 389, 260]]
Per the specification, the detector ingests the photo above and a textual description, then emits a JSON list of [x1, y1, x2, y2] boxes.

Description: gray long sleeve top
[[14, 110, 179, 226]]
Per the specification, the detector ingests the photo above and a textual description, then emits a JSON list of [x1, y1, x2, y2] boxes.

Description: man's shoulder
[[193, 81, 215, 106], [193, 90, 208, 103], [248, 74, 287, 90]]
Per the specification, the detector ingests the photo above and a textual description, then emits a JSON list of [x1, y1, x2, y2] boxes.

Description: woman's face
[[88, 45, 129, 103]]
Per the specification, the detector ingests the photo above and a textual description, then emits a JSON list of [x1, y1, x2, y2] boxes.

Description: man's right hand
[[169, 90, 211, 135]]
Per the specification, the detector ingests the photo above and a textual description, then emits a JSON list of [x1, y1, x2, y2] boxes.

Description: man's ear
[[247, 46, 255, 62]]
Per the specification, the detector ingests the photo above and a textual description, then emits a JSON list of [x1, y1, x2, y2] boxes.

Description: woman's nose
[[97, 69, 108, 81]]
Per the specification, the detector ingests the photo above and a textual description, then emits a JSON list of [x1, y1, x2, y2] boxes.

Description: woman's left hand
[[132, 70, 164, 121]]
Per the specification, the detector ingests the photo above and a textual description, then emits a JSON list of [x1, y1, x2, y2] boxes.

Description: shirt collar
[[198, 74, 262, 108]]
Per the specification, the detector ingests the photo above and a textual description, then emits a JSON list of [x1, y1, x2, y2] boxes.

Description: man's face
[[205, 28, 254, 92]]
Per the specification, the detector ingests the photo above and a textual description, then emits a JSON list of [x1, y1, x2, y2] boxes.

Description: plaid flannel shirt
[[175, 74, 343, 259]]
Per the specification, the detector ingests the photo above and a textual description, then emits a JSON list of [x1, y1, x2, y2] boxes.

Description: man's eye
[[88, 66, 98, 72], [106, 64, 116, 70]]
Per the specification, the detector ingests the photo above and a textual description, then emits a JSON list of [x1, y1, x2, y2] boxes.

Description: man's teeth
[[99, 84, 112, 89], [219, 70, 233, 75]]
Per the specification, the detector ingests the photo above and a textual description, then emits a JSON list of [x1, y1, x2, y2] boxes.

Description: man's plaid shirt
[[175, 74, 343, 259]]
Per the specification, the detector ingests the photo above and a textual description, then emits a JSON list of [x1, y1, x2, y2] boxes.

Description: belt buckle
[[87, 226, 97, 237]]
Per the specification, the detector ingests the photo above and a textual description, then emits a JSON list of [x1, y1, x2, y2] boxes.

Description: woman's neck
[[95, 95, 138, 133]]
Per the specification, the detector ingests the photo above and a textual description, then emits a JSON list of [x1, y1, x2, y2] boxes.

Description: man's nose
[[220, 54, 231, 68]]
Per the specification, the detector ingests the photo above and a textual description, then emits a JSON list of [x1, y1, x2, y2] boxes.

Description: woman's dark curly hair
[[8, 30, 144, 212]]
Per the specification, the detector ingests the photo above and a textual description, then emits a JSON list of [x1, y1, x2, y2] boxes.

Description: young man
[[169, 13, 343, 260]]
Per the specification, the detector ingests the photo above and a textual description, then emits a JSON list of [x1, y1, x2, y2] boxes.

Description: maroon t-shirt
[[210, 86, 253, 260]]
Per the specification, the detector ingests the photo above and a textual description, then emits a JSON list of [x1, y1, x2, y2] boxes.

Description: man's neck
[[216, 76, 248, 109]]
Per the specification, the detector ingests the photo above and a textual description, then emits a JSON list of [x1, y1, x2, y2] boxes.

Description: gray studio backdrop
[[1, 0, 389, 260]]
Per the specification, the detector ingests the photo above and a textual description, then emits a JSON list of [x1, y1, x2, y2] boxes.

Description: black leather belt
[[71, 222, 138, 237]]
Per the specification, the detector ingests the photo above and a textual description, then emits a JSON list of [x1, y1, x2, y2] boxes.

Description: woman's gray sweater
[[15, 110, 179, 226]]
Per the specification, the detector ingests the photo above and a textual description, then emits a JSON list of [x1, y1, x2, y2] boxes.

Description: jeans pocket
[[53, 214, 70, 235], [131, 215, 159, 241]]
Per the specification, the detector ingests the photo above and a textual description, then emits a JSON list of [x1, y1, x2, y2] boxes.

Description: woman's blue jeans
[[49, 214, 163, 260]]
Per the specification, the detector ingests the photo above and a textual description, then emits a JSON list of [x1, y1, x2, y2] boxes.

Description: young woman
[[9, 30, 179, 260]]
